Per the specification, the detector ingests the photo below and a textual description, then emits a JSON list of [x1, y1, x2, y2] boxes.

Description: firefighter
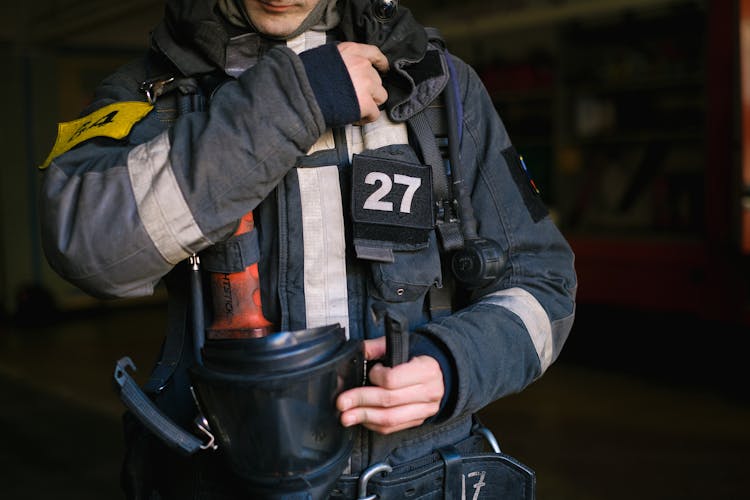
[[38, 0, 577, 498]]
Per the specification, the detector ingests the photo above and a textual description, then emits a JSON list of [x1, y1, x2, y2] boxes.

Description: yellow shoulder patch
[[39, 101, 154, 169]]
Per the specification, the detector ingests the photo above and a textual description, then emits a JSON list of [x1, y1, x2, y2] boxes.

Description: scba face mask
[[190, 323, 363, 498]]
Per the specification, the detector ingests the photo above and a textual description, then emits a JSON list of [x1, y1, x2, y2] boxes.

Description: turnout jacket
[[39, 0, 577, 493]]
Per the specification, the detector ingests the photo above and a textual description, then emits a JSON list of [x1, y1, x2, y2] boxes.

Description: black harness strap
[[406, 33, 469, 320], [406, 58, 464, 254], [140, 89, 208, 393], [200, 229, 261, 273], [142, 281, 189, 394], [437, 445, 464, 500], [409, 106, 460, 320], [408, 110, 449, 204]]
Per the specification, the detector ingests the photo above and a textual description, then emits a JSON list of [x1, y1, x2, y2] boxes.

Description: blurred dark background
[[1, 0, 749, 498]]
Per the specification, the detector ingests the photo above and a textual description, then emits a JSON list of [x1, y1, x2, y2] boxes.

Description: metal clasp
[[357, 462, 392, 500], [195, 415, 217, 451], [188, 253, 200, 271], [473, 425, 502, 454], [189, 386, 217, 451], [140, 76, 175, 104]]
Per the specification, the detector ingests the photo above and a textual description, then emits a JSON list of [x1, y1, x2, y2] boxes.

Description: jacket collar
[[151, 0, 448, 120]]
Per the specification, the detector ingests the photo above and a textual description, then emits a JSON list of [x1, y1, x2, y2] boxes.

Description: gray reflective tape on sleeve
[[481, 288, 554, 372], [128, 132, 209, 264], [297, 165, 350, 337]]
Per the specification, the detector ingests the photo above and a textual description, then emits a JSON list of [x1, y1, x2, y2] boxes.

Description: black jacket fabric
[[39, 0, 577, 497]]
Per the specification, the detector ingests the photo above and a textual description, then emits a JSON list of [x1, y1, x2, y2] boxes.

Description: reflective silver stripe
[[288, 27, 349, 337], [361, 113, 409, 150], [286, 31, 327, 54], [482, 288, 554, 372], [309, 129, 336, 152], [128, 131, 208, 264], [349, 114, 409, 158], [348, 125, 365, 157], [297, 165, 350, 337]]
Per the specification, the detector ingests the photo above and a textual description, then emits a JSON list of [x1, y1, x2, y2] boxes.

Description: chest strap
[[407, 108, 463, 253]]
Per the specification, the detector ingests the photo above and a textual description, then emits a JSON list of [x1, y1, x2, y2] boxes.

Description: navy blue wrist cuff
[[410, 333, 457, 422], [299, 43, 360, 127]]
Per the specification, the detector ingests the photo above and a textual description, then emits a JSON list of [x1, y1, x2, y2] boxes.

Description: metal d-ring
[[473, 425, 502, 454], [357, 462, 392, 500]]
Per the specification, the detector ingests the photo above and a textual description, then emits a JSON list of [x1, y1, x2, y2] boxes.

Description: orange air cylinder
[[206, 211, 273, 339]]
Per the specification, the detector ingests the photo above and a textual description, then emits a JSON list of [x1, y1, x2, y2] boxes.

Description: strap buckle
[[357, 462, 392, 500]]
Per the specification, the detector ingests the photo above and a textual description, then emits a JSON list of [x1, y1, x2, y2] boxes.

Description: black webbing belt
[[329, 432, 536, 500]]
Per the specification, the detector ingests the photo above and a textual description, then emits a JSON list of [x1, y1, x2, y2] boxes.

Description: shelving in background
[[471, 1, 749, 320], [554, 4, 708, 238]]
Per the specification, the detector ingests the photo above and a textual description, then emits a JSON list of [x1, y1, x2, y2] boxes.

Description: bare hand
[[336, 337, 445, 435], [337, 42, 389, 124]]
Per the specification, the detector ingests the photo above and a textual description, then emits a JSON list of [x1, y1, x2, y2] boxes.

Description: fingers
[[371, 82, 388, 107], [337, 42, 389, 124], [338, 376, 443, 410], [368, 355, 443, 389], [342, 404, 437, 435], [338, 383, 441, 434], [336, 355, 445, 435], [338, 41, 390, 72], [355, 43, 390, 73]]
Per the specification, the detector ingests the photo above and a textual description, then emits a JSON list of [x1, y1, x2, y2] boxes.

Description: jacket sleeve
[[416, 56, 577, 419], [40, 46, 326, 299]]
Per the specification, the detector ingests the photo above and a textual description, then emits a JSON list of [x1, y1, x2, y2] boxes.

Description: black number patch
[[351, 153, 433, 245]]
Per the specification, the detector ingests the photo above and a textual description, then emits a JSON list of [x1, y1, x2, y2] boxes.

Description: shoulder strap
[[407, 28, 465, 253], [137, 67, 209, 393], [408, 109, 449, 203], [408, 28, 466, 320], [408, 107, 463, 254]]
